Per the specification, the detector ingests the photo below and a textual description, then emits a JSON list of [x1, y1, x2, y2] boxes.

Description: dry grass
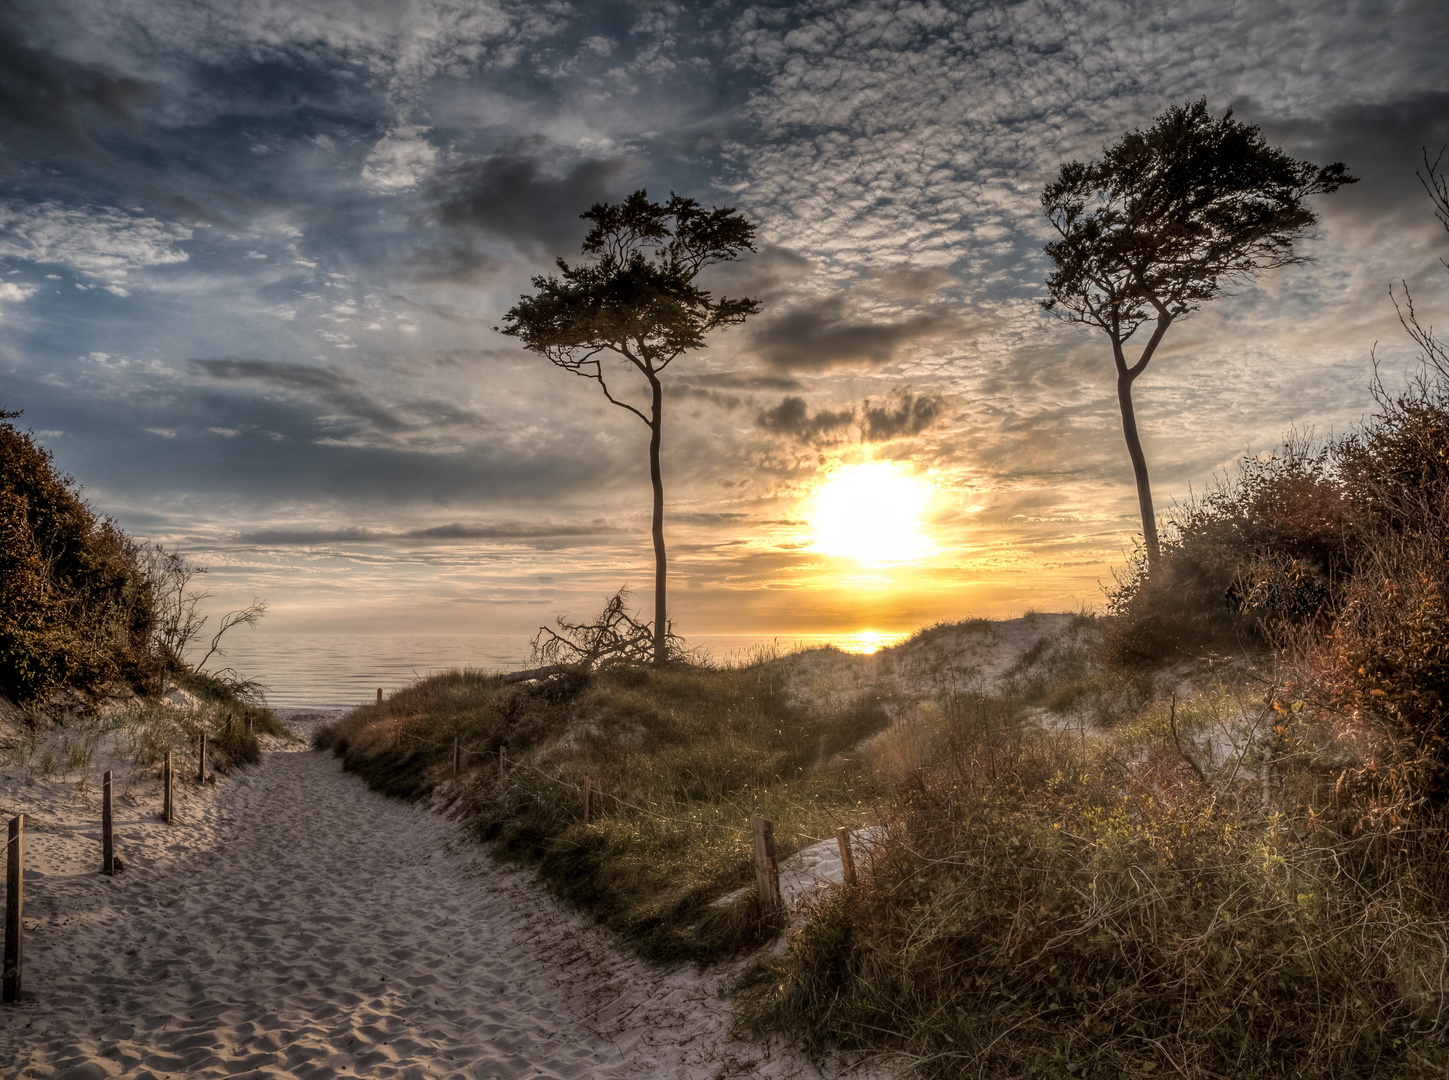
[[738, 680, 1449, 1079]]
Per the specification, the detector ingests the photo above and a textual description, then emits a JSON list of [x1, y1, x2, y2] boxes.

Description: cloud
[[0, 13, 156, 150], [758, 388, 946, 445], [0, 202, 191, 290], [234, 522, 605, 545], [191, 357, 491, 450], [418, 153, 635, 262], [361, 125, 439, 191], [0, 282, 37, 303], [750, 295, 956, 370]]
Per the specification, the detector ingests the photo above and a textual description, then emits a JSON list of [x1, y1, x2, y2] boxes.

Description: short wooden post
[[197, 732, 207, 783], [453, 737, 461, 775], [225, 712, 233, 736], [835, 826, 857, 886], [102, 771, 114, 875], [751, 815, 782, 919], [245, 714, 252, 736], [582, 776, 593, 825], [376, 687, 383, 705], [4, 814, 22, 1003], [499, 746, 507, 781], [163, 752, 173, 824]]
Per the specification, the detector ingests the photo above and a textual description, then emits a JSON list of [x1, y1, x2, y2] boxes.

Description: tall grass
[[739, 682, 1449, 1079]]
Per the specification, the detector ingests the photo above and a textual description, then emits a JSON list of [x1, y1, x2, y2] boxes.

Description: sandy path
[[0, 730, 870, 1080]]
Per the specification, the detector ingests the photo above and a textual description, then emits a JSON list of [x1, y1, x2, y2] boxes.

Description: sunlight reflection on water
[[212, 630, 912, 709]]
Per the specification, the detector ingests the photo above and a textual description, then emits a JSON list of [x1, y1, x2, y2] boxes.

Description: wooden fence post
[[499, 746, 507, 781], [751, 815, 782, 919], [225, 711, 233, 736], [582, 776, 593, 825], [245, 714, 252, 736], [453, 737, 461, 775], [376, 687, 383, 705], [4, 814, 22, 1004], [163, 752, 173, 824], [102, 771, 114, 875], [835, 826, 857, 886], [198, 733, 207, 783]]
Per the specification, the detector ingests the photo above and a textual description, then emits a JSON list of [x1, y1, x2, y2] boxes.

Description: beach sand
[[0, 714, 876, 1079]]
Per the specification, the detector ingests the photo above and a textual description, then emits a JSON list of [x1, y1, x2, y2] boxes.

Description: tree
[[499, 191, 761, 665], [1041, 99, 1354, 567]]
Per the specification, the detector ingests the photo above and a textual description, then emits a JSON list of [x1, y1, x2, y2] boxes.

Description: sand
[[0, 714, 880, 1080]]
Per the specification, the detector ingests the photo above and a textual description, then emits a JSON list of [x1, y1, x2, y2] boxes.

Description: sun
[[809, 462, 934, 566]]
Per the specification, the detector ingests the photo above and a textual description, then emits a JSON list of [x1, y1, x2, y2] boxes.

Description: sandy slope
[[0, 718, 875, 1080]]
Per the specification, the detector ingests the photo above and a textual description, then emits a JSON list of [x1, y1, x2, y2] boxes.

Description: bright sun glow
[[810, 462, 934, 566]]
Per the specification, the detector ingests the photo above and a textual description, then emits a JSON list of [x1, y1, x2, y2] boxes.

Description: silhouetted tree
[[499, 191, 761, 665], [1041, 99, 1354, 566]]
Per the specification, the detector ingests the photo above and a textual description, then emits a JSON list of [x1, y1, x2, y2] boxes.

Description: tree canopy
[[1041, 99, 1354, 565], [499, 190, 760, 664]]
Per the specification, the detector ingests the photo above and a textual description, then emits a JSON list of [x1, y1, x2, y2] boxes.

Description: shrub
[[0, 412, 158, 701]]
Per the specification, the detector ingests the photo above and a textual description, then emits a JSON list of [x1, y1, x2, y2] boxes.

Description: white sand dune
[[0, 717, 877, 1079]]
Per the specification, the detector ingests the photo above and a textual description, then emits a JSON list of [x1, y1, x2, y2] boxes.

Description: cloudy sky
[[2, 0, 1447, 640]]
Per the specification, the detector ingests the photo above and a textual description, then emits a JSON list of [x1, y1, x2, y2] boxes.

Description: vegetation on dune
[[317, 652, 893, 962], [741, 683, 1449, 1079], [0, 407, 281, 771], [1, 410, 160, 702]]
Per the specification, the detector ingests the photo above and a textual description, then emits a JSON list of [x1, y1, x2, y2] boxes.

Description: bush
[[0, 412, 159, 701], [1104, 437, 1353, 663]]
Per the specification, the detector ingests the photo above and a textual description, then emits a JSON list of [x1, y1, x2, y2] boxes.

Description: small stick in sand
[[102, 771, 114, 875], [835, 826, 857, 886], [4, 814, 22, 1004], [198, 732, 207, 783], [225, 711, 232, 736], [453, 737, 461, 775], [751, 815, 782, 919], [163, 752, 173, 824], [582, 776, 593, 825]]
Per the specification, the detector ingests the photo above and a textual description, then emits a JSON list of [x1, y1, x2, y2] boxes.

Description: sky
[[1, 0, 1447, 641]]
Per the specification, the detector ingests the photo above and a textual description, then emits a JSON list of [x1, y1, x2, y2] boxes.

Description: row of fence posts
[[5, 725, 222, 1004], [444, 735, 861, 921]]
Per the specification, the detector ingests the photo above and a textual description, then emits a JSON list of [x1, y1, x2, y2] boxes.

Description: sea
[[212, 630, 909, 710]]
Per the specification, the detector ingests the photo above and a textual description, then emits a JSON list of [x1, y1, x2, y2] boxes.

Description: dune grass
[[3, 666, 287, 797], [736, 676, 1449, 1079], [317, 655, 895, 962]]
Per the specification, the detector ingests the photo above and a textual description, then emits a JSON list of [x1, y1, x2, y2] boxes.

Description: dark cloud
[[191, 358, 490, 440], [876, 265, 957, 299], [750, 296, 955, 370], [405, 243, 500, 285], [1253, 91, 1449, 227], [758, 388, 946, 446], [862, 390, 944, 441], [0, 11, 155, 153], [418, 153, 635, 266], [757, 396, 855, 443], [235, 522, 605, 545]]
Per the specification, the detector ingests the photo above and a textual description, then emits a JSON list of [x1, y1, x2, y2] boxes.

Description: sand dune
[[0, 717, 875, 1079]]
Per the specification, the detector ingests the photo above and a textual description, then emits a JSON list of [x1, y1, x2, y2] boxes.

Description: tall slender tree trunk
[[648, 376, 667, 665], [1116, 371, 1160, 567]]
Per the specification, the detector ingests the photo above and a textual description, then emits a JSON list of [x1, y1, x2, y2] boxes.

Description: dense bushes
[[0, 411, 159, 702]]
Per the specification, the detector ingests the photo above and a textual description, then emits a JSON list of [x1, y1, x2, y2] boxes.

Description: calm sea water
[[213, 631, 908, 710]]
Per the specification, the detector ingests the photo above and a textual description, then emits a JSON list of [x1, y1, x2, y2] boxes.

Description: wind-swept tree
[[1041, 99, 1354, 567], [499, 191, 761, 665]]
